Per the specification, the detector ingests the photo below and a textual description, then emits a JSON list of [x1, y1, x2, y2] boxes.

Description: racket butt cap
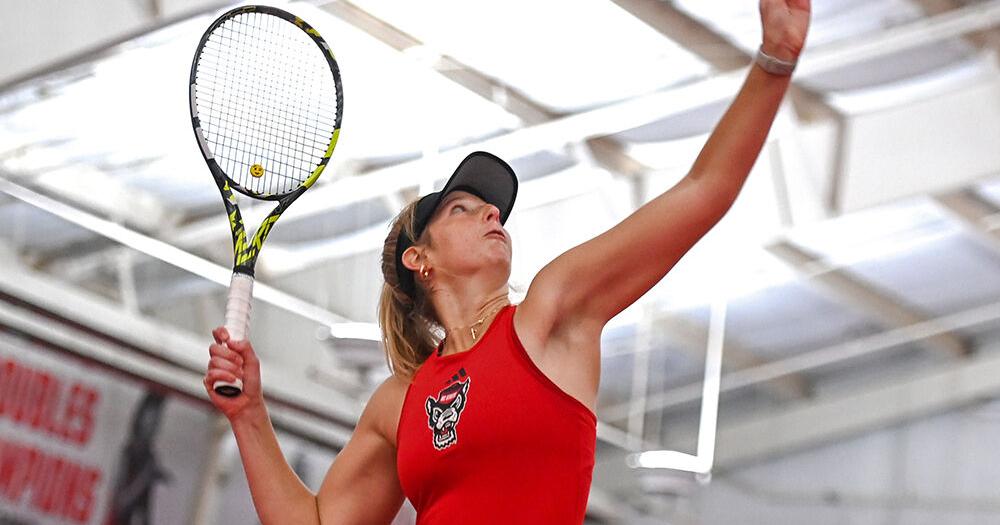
[[214, 379, 244, 397]]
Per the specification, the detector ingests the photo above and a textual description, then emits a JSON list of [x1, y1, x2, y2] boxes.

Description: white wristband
[[755, 46, 797, 76]]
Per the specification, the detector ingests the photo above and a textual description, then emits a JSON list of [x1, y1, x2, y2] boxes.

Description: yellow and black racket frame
[[188, 4, 343, 277]]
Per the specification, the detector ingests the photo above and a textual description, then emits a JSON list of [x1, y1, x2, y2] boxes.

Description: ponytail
[[378, 201, 440, 379]]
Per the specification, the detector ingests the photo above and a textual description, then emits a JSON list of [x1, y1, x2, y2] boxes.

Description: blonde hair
[[378, 200, 441, 380]]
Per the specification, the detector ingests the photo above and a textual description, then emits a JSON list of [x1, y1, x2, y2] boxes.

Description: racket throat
[[232, 211, 282, 273]]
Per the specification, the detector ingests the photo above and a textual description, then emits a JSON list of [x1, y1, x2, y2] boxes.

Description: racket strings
[[198, 27, 340, 119], [255, 12, 328, 178], [194, 70, 337, 121], [194, 11, 340, 197], [194, 79, 336, 152], [243, 12, 339, 151], [241, 12, 322, 196], [198, 57, 337, 119], [193, 87, 333, 155], [233, 12, 334, 175], [208, 13, 335, 194]]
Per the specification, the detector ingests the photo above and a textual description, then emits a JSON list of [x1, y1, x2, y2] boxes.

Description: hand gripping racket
[[189, 5, 343, 396]]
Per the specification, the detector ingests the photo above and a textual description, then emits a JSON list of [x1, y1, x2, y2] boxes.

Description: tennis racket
[[189, 5, 343, 396]]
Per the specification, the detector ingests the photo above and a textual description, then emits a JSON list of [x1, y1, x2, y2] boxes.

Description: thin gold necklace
[[439, 300, 509, 356]]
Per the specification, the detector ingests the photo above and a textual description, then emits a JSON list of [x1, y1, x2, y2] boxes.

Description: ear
[[401, 245, 424, 273]]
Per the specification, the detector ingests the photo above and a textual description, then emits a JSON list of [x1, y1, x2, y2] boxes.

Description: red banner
[[0, 437, 101, 523], [0, 357, 103, 523]]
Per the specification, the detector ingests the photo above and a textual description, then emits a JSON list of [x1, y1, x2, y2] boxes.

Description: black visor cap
[[395, 151, 518, 298]]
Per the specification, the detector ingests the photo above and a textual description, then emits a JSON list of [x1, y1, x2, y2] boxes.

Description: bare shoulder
[[362, 372, 411, 448]]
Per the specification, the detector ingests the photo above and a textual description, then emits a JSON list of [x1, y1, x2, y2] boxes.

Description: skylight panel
[[344, 0, 712, 113]]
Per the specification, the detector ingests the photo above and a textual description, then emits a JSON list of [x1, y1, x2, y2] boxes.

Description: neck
[[434, 290, 511, 356]]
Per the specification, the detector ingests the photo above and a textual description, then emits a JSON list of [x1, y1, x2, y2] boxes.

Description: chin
[[489, 252, 512, 269], [485, 257, 512, 281]]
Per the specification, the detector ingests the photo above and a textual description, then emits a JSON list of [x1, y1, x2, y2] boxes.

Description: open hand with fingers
[[205, 327, 264, 420], [760, 0, 811, 62]]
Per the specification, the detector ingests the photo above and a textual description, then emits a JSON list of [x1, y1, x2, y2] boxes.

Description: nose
[[481, 203, 500, 224]]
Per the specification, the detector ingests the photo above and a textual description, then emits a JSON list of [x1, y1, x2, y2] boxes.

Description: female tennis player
[[204, 1, 810, 523]]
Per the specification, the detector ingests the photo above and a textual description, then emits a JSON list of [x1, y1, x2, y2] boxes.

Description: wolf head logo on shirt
[[426, 378, 470, 451]]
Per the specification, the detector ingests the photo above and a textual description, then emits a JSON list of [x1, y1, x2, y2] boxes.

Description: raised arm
[[520, 0, 811, 332], [206, 329, 406, 525]]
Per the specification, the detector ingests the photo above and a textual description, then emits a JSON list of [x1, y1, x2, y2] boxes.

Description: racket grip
[[216, 272, 254, 397]]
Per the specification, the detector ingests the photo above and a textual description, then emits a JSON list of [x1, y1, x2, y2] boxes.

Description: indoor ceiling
[[2, 0, 1000, 518]]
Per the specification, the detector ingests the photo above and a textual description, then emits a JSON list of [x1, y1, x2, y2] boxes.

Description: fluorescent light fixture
[[327, 322, 382, 341]]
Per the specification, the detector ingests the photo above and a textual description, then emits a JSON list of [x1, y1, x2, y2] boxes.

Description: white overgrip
[[216, 272, 255, 395], [224, 272, 254, 341]]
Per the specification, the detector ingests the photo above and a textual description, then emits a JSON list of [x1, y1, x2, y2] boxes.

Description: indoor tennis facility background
[[2, 0, 1000, 523]]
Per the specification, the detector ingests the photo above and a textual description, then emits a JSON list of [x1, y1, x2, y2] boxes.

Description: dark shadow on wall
[[104, 391, 173, 525]]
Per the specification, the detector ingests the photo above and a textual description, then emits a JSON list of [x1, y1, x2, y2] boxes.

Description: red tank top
[[396, 305, 597, 524]]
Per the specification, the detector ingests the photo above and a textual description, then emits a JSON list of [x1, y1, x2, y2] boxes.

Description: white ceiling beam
[[797, 0, 1000, 77], [0, 262, 361, 448], [0, 305, 355, 449], [163, 0, 1000, 247], [318, 0, 553, 126], [0, 155, 180, 233], [8, 0, 1000, 260], [610, 0, 838, 120], [711, 343, 1000, 469], [934, 188, 1000, 251], [609, 0, 749, 71], [0, 0, 230, 90], [653, 314, 810, 402], [1, 176, 658, 453], [913, 0, 961, 14], [766, 240, 970, 358], [601, 297, 1000, 421], [826, 112, 851, 212], [0, 176, 380, 341], [50, 162, 614, 295], [913, 0, 1000, 66], [318, 0, 647, 181]]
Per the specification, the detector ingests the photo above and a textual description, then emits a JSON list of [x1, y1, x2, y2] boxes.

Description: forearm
[[688, 58, 792, 196], [231, 406, 321, 525]]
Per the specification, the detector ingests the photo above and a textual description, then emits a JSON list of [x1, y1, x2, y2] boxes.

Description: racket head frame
[[188, 4, 344, 275]]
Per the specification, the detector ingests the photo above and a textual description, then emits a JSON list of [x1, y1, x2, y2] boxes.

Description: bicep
[[316, 388, 405, 524]]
